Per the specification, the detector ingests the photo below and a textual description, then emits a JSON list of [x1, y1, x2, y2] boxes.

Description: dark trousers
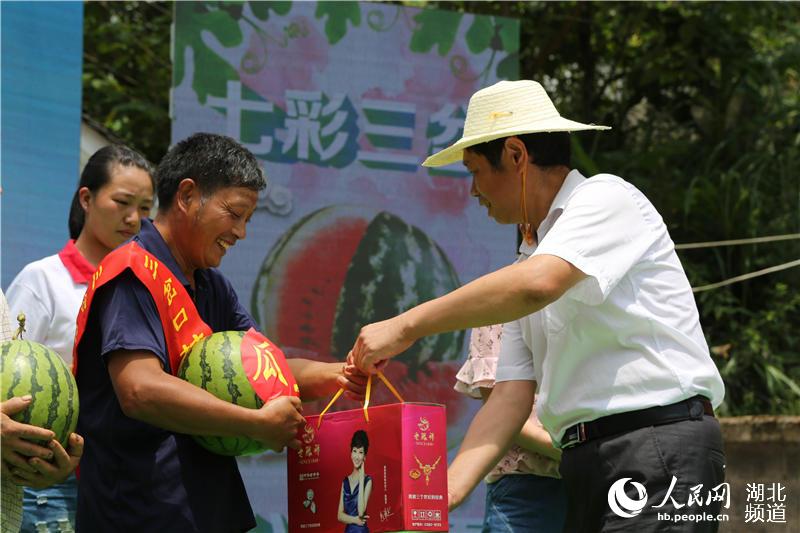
[[559, 416, 725, 532]]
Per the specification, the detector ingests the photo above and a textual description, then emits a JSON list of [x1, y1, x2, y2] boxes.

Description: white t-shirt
[[495, 170, 725, 445], [6, 242, 93, 367]]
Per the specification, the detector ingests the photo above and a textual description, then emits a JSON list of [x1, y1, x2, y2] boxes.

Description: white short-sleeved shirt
[[495, 170, 725, 445], [5, 241, 94, 367]]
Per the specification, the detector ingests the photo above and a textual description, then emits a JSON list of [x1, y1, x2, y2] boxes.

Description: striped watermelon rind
[[331, 211, 464, 371], [0, 340, 79, 447], [177, 330, 267, 456]]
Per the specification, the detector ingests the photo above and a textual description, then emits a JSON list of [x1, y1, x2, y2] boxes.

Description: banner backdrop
[[172, 2, 519, 530], [1, 1, 83, 288]]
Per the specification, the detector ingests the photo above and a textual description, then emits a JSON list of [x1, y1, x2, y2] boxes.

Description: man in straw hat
[[351, 80, 726, 531]]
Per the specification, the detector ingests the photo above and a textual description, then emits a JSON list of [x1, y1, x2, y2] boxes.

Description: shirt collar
[[58, 240, 96, 284], [518, 169, 586, 256], [134, 218, 193, 290], [547, 169, 586, 217]]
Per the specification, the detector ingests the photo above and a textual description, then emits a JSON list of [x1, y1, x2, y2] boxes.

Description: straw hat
[[422, 80, 610, 167]]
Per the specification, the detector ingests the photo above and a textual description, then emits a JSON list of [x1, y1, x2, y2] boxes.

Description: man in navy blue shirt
[[74, 133, 366, 532]]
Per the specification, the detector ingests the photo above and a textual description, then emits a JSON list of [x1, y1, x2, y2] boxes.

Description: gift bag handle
[[317, 371, 404, 428]]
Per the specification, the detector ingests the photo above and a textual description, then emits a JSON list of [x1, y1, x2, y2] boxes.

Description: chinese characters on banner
[[207, 80, 469, 175], [172, 2, 519, 530]]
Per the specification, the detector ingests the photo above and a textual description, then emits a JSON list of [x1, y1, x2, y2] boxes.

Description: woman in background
[[338, 429, 372, 532], [6, 144, 154, 533], [456, 322, 567, 532]]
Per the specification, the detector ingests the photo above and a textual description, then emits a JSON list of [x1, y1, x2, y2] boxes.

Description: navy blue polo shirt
[[75, 218, 257, 533]]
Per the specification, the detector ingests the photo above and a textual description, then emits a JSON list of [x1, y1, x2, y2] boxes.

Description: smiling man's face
[[185, 186, 258, 270]]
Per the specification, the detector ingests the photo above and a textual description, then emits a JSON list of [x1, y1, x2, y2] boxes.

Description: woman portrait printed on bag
[[338, 430, 372, 532]]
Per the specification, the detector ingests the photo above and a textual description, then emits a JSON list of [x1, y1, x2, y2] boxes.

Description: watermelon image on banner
[[251, 205, 468, 434], [1, 339, 79, 448], [178, 329, 299, 456]]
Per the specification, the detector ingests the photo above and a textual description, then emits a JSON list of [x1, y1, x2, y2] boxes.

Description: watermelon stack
[[1, 339, 79, 447], [251, 205, 465, 371], [178, 330, 290, 456]]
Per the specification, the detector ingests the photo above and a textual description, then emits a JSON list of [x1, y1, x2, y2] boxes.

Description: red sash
[[72, 242, 212, 376]]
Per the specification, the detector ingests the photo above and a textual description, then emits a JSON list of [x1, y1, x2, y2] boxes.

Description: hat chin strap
[[519, 159, 535, 246]]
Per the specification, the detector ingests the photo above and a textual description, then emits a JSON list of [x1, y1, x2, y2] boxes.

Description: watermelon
[[178, 330, 284, 456], [1, 340, 79, 448], [251, 205, 465, 372]]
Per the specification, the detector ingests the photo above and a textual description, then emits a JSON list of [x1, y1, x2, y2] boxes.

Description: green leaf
[[249, 1, 269, 20], [496, 52, 519, 80], [273, 1, 292, 16], [571, 135, 600, 176], [465, 16, 492, 54], [220, 1, 244, 21], [252, 513, 274, 533], [314, 2, 361, 45], [209, 9, 246, 47], [249, 1, 291, 21], [766, 365, 800, 397], [173, 2, 243, 104], [497, 17, 519, 54], [410, 9, 462, 56]]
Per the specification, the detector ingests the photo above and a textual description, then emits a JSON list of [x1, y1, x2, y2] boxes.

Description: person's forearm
[[119, 371, 257, 437], [338, 512, 360, 525], [513, 420, 562, 461], [357, 485, 368, 516], [403, 256, 577, 340], [478, 387, 561, 461], [288, 359, 343, 401], [448, 380, 535, 508]]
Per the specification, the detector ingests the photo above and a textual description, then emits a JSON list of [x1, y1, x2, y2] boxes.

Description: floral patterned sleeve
[[454, 324, 503, 398], [454, 322, 561, 480]]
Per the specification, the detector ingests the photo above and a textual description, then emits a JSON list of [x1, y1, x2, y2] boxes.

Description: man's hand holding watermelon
[[249, 395, 305, 451], [1, 395, 83, 488]]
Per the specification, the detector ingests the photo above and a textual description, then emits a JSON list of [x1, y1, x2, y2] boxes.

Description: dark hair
[[155, 133, 266, 210], [350, 430, 369, 454], [68, 144, 155, 239], [465, 131, 572, 170]]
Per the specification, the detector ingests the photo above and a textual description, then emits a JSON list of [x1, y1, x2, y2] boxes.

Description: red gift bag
[[287, 373, 448, 532]]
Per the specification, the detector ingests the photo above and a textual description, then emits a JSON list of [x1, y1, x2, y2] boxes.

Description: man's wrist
[[399, 310, 419, 343], [329, 362, 346, 394], [239, 404, 262, 441]]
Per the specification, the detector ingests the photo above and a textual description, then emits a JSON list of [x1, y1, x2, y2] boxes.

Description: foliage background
[[83, 1, 800, 415]]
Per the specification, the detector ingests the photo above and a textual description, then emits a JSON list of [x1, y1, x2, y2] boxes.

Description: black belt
[[561, 395, 714, 449]]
